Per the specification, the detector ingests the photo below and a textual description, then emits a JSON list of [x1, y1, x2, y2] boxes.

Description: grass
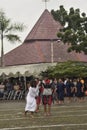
[[0, 98, 87, 130]]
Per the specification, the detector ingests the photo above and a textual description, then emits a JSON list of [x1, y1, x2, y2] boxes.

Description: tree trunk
[[1, 32, 4, 67]]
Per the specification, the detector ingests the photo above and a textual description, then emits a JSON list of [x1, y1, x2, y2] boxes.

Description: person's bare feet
[[24, 111, 27, 116], [47, 113, 51, 116], [30, 114, 34, 118], [30, 112, 34, 118]]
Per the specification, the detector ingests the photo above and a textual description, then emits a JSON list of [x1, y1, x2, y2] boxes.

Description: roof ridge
[[24, 9, 49, 42], [24, 9, 61, 43]]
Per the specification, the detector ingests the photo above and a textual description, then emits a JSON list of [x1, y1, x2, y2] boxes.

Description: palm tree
[[0, 9, 25, 67]]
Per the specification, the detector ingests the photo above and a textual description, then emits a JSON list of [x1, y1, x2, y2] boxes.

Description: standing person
[[65, 78, 74, 103], [51, 78, 58, 104], [80, 78, 85, 100], [35, 78, 42, 112], [42, 77, 53, 116], [0, 82, 5, 99], [75, 78, 84, 102], [25, 80, 39, 117], [56, 78, 65, 105], [73, 79, 77, 101]]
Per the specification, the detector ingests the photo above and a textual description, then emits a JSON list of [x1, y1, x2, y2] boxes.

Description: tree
[[40, 61, 87, 79], [51, 6, 87, 54], [0, 9, 25, 67]]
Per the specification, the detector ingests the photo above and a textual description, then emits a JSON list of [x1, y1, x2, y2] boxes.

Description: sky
[[0, 0, 87, 55]]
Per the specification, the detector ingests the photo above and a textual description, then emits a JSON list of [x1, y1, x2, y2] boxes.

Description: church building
[[0, 9, 87, 77]]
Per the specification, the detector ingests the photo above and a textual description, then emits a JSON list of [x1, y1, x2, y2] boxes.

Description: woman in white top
[[25, 80, 39, 117]]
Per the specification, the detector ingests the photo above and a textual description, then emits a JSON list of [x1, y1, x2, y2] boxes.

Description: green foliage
[[0, 10, 25, 42], [40, 61, 87, 78], [51, 5, 67, 26], [51, 6, 87, 54]]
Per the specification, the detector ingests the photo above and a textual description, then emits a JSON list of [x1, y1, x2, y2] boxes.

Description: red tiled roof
[[4, 41, 87, 66], [24, 9, 62, 41], [4, 9, 87, 66]]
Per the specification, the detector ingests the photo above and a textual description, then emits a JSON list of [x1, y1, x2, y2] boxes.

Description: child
[[25, 80, 39, 117]]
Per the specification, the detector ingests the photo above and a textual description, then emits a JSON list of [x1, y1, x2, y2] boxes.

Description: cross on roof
[[42, 0, 50, 9]]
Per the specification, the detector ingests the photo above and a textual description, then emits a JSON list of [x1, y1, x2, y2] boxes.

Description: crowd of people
[[0, 76, 87, 117], [24, 77, 87, 117], [0, 79, 25, 100]]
